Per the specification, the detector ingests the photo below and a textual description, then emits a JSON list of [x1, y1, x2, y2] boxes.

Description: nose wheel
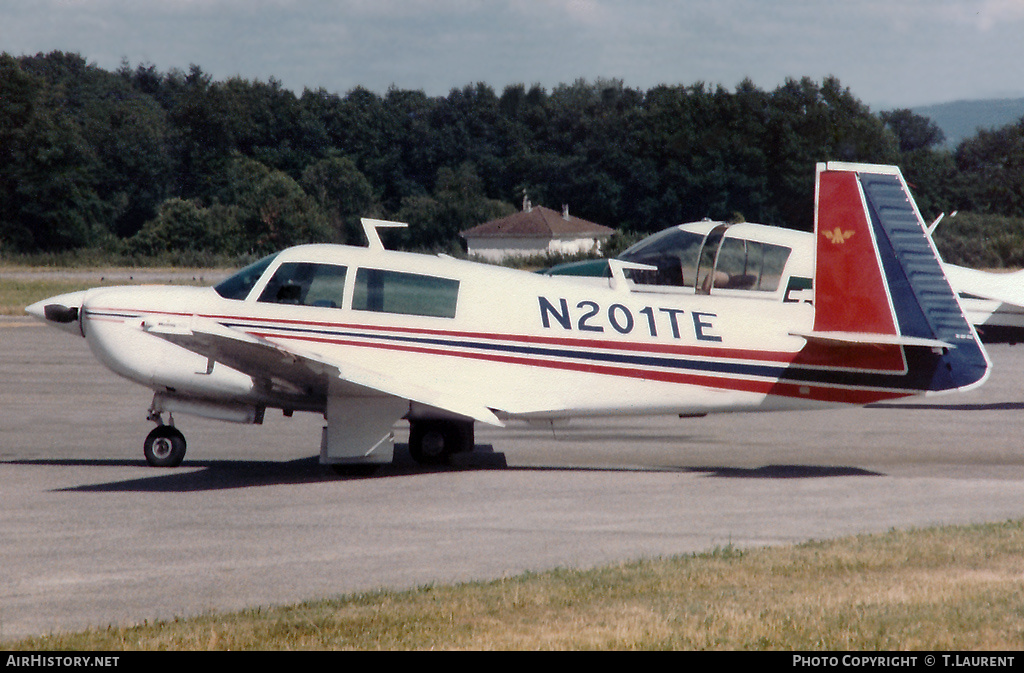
[[144, 424, 187, 467]]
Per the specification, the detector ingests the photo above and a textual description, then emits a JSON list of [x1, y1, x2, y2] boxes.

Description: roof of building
[[461, 205, 615, 240]]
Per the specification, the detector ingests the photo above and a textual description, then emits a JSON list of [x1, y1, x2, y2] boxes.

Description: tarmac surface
[[3, 316, 1024, 640]]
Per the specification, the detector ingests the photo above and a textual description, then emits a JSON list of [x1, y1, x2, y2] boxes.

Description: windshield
[[214, 253, 280, 300], [619, 227, 705, 287]]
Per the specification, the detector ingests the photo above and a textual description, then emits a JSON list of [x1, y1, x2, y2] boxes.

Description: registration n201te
[[538, 296, 722, 342]]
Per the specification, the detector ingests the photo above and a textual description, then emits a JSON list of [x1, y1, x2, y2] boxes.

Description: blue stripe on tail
[[857, 169, 990, 392]]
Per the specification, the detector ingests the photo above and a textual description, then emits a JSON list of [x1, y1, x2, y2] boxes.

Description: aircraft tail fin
[[809, 161, 990, 393]]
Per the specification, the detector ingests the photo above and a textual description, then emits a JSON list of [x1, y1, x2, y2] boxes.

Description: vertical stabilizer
[[809, 162, 990, 393], [814, 165, 899, 336]]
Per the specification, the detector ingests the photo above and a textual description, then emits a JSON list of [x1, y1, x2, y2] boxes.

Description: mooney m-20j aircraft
[[27, 162, 991, 470]]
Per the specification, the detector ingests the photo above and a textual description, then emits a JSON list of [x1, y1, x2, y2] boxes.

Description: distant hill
[[910, 98, 1024, 148]]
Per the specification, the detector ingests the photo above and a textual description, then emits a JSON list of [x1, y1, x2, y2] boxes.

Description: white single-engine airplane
[[27, 162, 991, 471]]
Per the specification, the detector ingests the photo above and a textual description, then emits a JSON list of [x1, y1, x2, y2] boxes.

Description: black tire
[[144, 425, 187, 468], [408, 420, 473, 465]]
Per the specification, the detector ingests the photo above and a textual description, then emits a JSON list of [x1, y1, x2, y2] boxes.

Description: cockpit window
[[214, 253, 279, 300], [353, 268, 459, 318], [258, 262, 348, 308], [619, 228, 704, 287]]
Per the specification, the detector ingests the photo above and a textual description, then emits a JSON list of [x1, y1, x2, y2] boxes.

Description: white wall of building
[[465, 236, 605, 261]]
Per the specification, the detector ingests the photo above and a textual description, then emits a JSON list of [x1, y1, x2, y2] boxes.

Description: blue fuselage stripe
[[220, 319, 923, 392]]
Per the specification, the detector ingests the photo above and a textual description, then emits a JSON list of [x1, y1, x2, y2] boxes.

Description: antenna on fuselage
[[927, 210, 957, 237], [361, 218, 408, 251], [607, 259, 657, 291]]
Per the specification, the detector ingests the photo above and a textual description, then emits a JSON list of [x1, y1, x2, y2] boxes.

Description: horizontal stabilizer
[[792, 330, 954, 349]]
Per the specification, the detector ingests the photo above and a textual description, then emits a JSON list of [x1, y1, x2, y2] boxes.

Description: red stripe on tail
[[813, 168, 898, 336]]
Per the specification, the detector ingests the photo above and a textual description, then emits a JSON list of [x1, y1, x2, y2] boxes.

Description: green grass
[[0, 274, 216, 315], [7, 521, 1024, 651], [1, 278, 106, 315]]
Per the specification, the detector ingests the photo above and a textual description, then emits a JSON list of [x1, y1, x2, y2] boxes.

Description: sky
[[3, 0, 1024, 110]]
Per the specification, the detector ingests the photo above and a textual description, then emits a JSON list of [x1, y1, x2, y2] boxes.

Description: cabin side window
[[758, 243, 792, 292], [257, 262, 348, 308], [352, 268, 460, 318], [712, 238, 792, 292]]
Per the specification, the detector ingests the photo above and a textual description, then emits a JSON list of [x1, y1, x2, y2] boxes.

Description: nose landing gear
[[144, 411, 187, 467]]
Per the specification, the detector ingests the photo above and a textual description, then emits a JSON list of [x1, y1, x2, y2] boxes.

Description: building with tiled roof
[[460, 198, 615, 261]]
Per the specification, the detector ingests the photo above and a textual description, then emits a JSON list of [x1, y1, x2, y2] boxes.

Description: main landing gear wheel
[[144, 425, 187, 467], [408, 419, 474, 466]]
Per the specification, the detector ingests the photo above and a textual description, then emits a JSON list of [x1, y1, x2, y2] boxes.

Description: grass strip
[[7, 521, 1024, 651], [0, 276, 214, 315]]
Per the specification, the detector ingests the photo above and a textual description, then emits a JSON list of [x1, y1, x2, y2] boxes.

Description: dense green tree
[[954, 117, 1024, 217], [167, 65, 246, 200], [16, 52, 173, 239], [876, 108, 955, 221], [3, 50, 1023, 265], [0, 54, 44, 250], [309, 86, 424, 213], [396, 162, 514, 250], [932, 211, 1024, 268], [216, 156, 332, 255], [898, 148, 958, 223], [762, 76, 897, 230], [129, 198, 233, 255], [881, 108, 946, 153], [0, 53, 113, 250], [300, 156, 379, 244]]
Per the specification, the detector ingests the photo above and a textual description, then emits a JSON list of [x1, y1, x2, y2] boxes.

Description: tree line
[[2, 51, 1023, 267]]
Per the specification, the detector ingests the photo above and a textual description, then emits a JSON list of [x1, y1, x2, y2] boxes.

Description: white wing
[[945, 264, 1024, 308], [140, 314, 504, 426]]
